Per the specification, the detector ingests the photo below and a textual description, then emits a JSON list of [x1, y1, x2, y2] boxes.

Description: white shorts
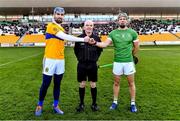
[[113, 62, 136, 75], [42, 58, 65, 76]]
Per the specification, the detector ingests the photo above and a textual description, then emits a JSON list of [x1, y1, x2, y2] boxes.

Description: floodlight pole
[[177, 13, 179, 21], [31, 7, 35, 32], [31, 7, 34, 22]]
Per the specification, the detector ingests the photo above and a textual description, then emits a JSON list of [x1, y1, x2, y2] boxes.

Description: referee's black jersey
[[74, 33, 103, 63]]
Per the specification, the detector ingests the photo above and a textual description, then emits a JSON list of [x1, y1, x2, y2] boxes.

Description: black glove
[[133, 56, 138, 65]]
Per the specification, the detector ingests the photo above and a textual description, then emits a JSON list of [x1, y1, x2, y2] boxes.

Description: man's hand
[[133, 56, 139, 65], [84, 36, 90, 42], [88, 38, 96, 45]]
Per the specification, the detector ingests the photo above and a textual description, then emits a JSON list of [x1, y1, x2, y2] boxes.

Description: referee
[[74, 20, 102, 112]]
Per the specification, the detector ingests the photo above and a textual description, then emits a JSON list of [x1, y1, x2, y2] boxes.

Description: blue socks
[[38, 74, 63, 107]]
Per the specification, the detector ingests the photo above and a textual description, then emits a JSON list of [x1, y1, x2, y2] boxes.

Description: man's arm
[[132, 39, 139, 55], [96, 37, 103, 58], [56, 31, 89, 42], [89, 38, 112, 48]]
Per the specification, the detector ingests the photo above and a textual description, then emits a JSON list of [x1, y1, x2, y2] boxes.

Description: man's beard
[[119, 24, 126, 28], [55, 18, 63, 24]]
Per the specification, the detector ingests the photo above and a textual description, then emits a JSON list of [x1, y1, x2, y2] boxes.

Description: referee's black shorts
[[77, 62, 98, 82]]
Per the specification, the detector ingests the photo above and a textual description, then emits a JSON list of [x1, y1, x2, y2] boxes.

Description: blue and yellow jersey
[[44, 22, 65, 59]]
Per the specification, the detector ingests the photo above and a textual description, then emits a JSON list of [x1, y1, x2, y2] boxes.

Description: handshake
[[84, 36, 97, 45]]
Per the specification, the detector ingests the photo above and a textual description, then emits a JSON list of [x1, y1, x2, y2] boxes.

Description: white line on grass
[[0, 52, 43, 68]]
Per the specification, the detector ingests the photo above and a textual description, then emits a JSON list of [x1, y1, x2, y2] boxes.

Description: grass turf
[[0, 46, 179, 120]]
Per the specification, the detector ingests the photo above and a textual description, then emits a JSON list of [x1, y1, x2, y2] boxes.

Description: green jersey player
[[89, 12, 139, 112]]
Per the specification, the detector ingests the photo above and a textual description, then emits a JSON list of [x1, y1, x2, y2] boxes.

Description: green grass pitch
[[0, 46, 179, 120]]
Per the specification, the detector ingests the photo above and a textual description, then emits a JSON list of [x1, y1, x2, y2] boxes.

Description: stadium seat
[[139, 33, 178, 42], [0, 35, 20, 43], [22, 34, 46, 43]]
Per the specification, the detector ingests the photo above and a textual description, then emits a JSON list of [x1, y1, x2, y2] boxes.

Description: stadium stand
[[21, 34, 45, 43], [0, 18, 180, 45], [175, 33, 180, 38], [0, 35, 20, 43], [138, 33, 179, 42]]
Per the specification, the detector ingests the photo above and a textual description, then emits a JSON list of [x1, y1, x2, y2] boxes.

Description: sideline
[[0, 52, 43, 68]]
